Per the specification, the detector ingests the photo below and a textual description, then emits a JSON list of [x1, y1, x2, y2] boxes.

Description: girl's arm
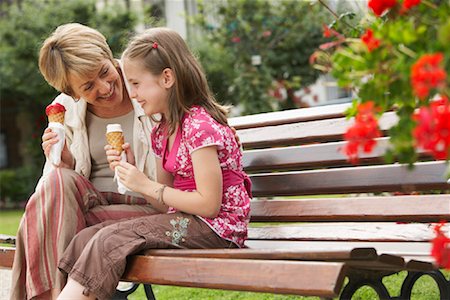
[[117, 145, 222, 218], [162, 146, 222, 217]]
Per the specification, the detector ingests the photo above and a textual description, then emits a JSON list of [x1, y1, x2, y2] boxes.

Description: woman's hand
[[105, 142, 135, 170], [115, 161, 150, 193], [41, 128, 74, 169]]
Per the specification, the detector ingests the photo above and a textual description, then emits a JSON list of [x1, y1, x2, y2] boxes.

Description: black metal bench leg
[[112, 283, 156, 300], [399, 270, 450, 300], [144, 284, 156, 300], [340, 272, 392, 300]]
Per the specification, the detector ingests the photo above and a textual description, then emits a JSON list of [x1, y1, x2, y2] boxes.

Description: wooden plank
[[250, 195, 450, 222], [243, 242, 436, 272], [250, 161, 450, 197], [245, 241, 432, 255], [244, 138, 389, 172], [122, 255, 346, 297], [248, 223, 447, 242], [229, 103, 351, 129], [0, 247, 15, 269], [243, 137, 431, 172], [0, 234, 16, 245], [142, 247, 377, 261], [143, 248, 432, 273], [237, 112, 398, 149]]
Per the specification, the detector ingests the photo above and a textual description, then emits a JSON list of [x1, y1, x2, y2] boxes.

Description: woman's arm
[[117, 146, 222, 218]]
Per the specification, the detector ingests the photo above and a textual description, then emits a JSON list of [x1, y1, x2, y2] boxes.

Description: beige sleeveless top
[[86, 110, 134, 193]]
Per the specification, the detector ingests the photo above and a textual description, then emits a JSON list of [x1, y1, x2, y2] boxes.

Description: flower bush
[[314, 0, 449, 165], [313, 0, 449, 269]]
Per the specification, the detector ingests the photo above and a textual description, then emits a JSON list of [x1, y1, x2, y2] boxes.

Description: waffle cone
[[48, 112, 65, 124], [106, 131, 124, 153]]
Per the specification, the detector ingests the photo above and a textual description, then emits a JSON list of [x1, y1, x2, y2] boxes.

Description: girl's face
[[69, 59, 124, 108], [123, 58, 172, 116]]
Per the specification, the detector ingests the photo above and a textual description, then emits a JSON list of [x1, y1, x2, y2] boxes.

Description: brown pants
[[58, 212, 235, 299], [10, 168, 158, 300]]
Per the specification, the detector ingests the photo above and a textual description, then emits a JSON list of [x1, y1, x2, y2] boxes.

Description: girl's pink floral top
[[151, 106, 251, 247]]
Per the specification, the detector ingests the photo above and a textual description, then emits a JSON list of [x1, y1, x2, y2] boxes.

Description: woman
[[10, 23, 159, 300]]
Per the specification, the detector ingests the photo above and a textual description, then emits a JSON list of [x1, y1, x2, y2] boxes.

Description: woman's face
[[69, 59, 124, 109], [123, 58, 172, 116]]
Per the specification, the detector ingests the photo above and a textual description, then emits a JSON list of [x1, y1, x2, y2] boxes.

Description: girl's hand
[[116, 161, 150, 193], [105, 142, 135, 170], [42, 128, 74, 169]]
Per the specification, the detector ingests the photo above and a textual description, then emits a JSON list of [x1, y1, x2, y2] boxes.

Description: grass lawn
[[1, 209, 447, 299]]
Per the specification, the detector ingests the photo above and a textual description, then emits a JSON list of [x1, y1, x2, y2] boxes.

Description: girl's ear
[[161, 68, 175, 88]]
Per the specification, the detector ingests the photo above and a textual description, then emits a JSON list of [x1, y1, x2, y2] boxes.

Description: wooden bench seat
[[1, 103, 449, 299]]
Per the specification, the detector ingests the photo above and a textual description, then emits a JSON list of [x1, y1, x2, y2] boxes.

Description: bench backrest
[[230, 103, 450, 253]]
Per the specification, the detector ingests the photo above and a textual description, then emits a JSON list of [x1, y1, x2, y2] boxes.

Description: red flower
[[322, 24, 340, 38], [361, 29, 381, 52], [323, 24, 332, 38], [413, 96, 450, 160], [368, 0, 397, 16], [231, 36, 241, 43], [411, 53, 447, 99], [344, 101, 382, 163], [431, 221, 450, 269], [262, 31, 272, 38], [403, 0, 421, 10]]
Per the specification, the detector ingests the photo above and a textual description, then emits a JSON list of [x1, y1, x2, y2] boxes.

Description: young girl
[[57, 27, 251, 299]]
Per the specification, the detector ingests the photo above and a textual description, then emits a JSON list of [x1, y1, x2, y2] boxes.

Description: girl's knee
[[73, 226, 101, 245]]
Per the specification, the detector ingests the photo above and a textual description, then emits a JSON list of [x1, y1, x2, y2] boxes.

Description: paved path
[[0, 269, 12, 299]]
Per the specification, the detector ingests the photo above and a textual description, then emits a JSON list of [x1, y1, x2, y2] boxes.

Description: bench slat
[[251, 161, 450, 196], [0, 234, 16, 245], [143, 248, 436, 272], [250, 195, 450, 222], [238, 112, 397, 149], [142, 247, 377, 261], [245, 241, 431, 256], [244, 137, 432, 172], [122, 255, 346, 297], [244, 138, 388, 172], [229, 103, 351, 129], [245, 241, 436, 272], [248, 223, 447, 242], [0, 247, 15, 269]]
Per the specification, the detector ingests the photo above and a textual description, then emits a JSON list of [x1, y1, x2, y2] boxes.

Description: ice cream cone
[[48, 112, 65, 124], [106, 124, 124, 153], [46, 103, 66, 124]]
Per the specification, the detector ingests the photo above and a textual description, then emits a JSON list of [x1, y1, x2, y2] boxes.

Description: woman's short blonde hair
[[39, 23, 116, 96]]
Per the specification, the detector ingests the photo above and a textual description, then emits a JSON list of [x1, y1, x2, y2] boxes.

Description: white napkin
[[115, 151, 130, 194], [48, 122, 65, 166]]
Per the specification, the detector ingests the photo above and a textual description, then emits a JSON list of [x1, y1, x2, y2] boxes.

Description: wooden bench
[[1, 103, 450, 299]]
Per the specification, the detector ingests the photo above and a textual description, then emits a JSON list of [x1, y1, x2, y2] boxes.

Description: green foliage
[[314, 0, 450, 165], [0, 0, 137, 197], [0, 167, 36, 206], [190, 0, 329, 114], [0, 0, 137, 108]]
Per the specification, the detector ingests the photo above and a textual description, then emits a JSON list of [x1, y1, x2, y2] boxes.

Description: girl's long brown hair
[[122, 27, 229, 135]]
